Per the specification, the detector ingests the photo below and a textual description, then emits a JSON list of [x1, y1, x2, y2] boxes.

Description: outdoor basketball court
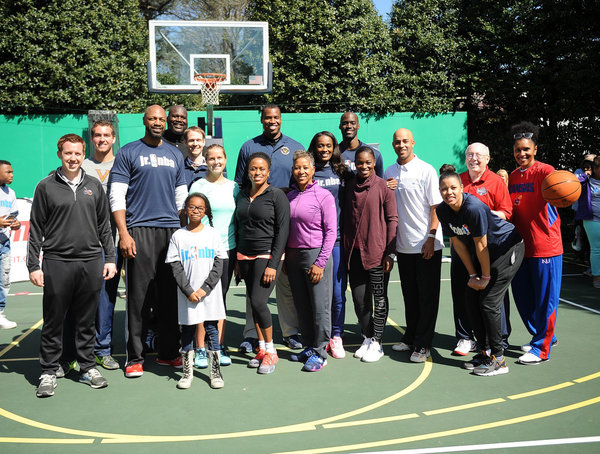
[[1, 250, 598, 453]]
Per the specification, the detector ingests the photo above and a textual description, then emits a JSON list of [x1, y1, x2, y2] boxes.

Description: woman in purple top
[[286, 150, 337, 372]]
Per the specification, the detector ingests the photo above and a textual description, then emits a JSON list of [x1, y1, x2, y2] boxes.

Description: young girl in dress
[[165, 193, 227, 389]]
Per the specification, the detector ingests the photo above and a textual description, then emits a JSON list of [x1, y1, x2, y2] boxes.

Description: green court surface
[[1, 252, 599, 453]]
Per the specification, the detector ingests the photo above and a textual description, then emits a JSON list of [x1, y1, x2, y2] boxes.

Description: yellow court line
[[322, 413, 420, 429], [507, 381, 575, 400], [0, 319, 43, 358], [575, 371, 600, 383], [273, 396, 600, 454], [423, 398, 506, 416], [0, 437, 94, 444]]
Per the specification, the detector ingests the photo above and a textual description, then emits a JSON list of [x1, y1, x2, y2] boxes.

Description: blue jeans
[[330, 245, 347, 337], [181, 321, 219, 352], [94, 250, 123, 357], [0, 238, 11, 311]]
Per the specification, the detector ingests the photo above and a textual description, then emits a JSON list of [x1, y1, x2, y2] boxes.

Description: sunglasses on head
[[513, 132, 534, 140]]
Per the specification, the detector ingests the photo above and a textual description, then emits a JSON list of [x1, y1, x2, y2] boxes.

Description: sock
[[265, 341, 276, 353], [258, 340, 266, 351]]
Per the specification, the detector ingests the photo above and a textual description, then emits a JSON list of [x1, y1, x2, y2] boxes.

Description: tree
[[234, 0, 397, 113]]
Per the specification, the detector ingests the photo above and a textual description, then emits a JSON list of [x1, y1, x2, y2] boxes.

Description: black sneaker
[[473, 356, 509, 376], [463, 352, 489, 370]]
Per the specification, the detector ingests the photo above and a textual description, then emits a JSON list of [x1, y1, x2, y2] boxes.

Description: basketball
[[541, 170, 581, 207]]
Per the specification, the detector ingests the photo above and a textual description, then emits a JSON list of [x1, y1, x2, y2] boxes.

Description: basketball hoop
[[194, 73, 226, 106]]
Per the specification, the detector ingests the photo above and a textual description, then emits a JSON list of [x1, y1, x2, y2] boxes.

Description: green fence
[[1, 111, 467, 198]]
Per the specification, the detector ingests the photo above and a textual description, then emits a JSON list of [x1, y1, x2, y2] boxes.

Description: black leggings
[[238, 258, 281, 329], [348, 250, 389, 341]]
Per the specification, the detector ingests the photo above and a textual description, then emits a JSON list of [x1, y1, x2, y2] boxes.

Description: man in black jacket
[[28, 134, 117, 398]]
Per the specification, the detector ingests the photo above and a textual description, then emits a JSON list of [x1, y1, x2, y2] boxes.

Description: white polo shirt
[[384, 155, 444, 254]]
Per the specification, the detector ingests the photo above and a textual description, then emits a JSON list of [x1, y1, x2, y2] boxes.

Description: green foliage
[[237, 0, 396, 113]]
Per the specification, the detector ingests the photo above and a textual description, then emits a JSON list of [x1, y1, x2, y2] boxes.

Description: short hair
[[0, 160, 11, 167], [91, 120, 115, 136], [355, 145, 375, 160], [205, 143, 226, 159], [465, 142, 490, 156], [183, 126, 206, 141], [247, 152, 271, 170], [292, 150, 314, 167], [184, 192, 213, 227], [511, 121, 540, 145], [57, 134, 85, 153], [260, 104, 280, 118]]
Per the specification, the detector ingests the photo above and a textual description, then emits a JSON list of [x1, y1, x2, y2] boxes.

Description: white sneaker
[[518, 352, 542, 365], [392, 341, 411, 352], [521, 344, 532, 353], [454, 339, 477, 356], [354, 337, 371, 358], [410, 347, 431, 363], [361, 339, 383, 363], [0, 311, 16, 329]]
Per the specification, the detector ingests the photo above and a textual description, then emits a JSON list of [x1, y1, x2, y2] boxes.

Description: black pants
[[126, 227, 179, 365], [39, 257, 103, 374], [238, 258, 281, 329], [221, 248, 237, 308], [286, 248, 332, 359], [397, 250, 442, 350], [451, 247, 512, 347], [348, 250, 389, 341], [466, 241, 525, 357]]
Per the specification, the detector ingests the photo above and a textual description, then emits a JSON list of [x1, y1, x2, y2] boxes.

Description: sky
[[373, 0, 393, 19]]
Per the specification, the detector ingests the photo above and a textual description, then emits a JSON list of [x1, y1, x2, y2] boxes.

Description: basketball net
[[194, 73, 226, 106]]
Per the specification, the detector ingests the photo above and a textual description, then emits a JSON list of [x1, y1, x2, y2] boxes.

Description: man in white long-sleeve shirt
[[109, 105, 188, 378]]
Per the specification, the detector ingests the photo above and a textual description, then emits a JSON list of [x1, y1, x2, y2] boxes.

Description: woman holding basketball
[[437, 167, 524, 376], [235, 152, 289, 374], [508, 121, 562, 365]]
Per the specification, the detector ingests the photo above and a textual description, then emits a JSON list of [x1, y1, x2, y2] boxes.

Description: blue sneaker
[[194, 348, 208, 369], [303, 354, 327, 372], [220, 345, 232, 366], [283, 335, 303, 350], [290, 347, 314, 363]]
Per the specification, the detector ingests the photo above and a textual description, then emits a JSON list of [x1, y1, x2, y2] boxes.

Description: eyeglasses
[[513, 132, 534, 140], [465, 153, 489, 159], [187, 205, 206, 212]]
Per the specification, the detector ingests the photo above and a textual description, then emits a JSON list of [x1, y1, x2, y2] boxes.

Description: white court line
[[559, 297, 600, 315], [364, 435, 600, 453]]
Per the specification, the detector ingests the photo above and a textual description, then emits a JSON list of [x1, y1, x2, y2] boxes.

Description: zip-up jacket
[[235, 185, 289, 269], [27, 169, 115, 272]]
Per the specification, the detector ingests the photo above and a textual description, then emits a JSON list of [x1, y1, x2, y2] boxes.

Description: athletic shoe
[[238, 337, 259, 353], [361, 339, 384, 363], [283, 335, 303, 350], [583, 268, 592, 277], [290, 347, 314, 363], [36, 374, 57, 398], [521, 339, 558, 353], [328, 336, 346, 359], [248, 349, 266, 368], [354, 337, 371, 359], [453, 339, 477, 356], [257, 351, 278, 374], [156, 356, 183, 369], [303, 354, 327, 372], [79, 368, 108, 389], [473, 356, 509, 376], [463, 352, 489, 370], [220, 345, 232, 366], [518, 352, 543, 365], [410, 347, 431, 363], [194, 348, 208, 369], [96, 355, 119, 370], [56, 360, 77, 378], [0, 311, 16, 329], [125, 363, 143, 378], [391, 341, 411, 352]]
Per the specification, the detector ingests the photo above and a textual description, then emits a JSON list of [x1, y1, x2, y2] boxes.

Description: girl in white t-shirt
[[165, 193, 227, 389]]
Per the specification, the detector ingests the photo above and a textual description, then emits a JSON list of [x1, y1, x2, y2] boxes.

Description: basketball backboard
[[148, 20, 271, 94]]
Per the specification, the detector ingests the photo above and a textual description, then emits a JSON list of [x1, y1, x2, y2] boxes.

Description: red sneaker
[[125, 363, 143, 378], [156, 356, 183, 369], [248, 349, 265, 368], [258, 351, 278, 374]]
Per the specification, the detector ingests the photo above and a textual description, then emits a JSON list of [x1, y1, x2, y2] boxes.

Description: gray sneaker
[[79, 368, 108, 389], [36, 374, 57, 398], [96, 355, 119, 370]]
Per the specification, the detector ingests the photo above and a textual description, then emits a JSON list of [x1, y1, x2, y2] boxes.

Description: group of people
[[14, 102, 573, 397]]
